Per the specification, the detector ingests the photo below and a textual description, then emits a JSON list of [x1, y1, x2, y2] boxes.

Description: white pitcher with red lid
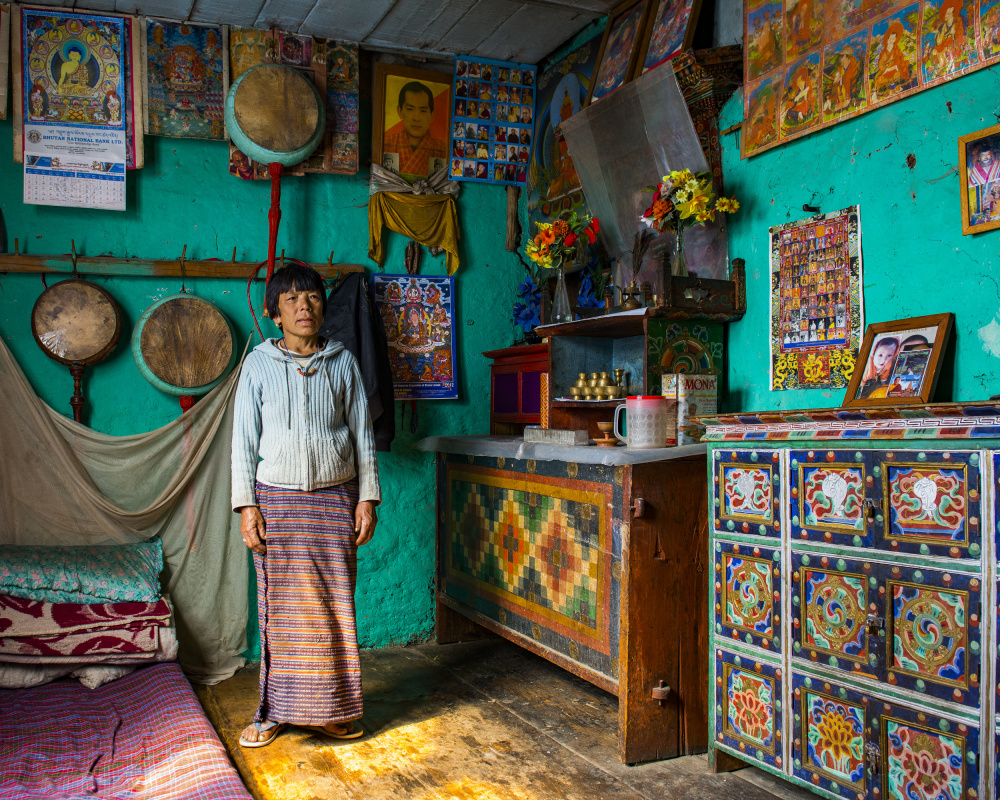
[[612, 395, 669, 449]]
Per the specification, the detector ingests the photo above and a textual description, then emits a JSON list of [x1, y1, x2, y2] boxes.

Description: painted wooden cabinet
[[421, 437, 710, 765], [701, 404, 1000, 800]]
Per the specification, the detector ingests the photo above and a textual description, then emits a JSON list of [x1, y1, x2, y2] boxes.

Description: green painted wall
[[0, 117, 523, 654], [719, 71, 1000, 412]]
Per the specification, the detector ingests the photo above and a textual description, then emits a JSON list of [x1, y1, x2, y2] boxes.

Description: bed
[[0, 662, 252, 800]]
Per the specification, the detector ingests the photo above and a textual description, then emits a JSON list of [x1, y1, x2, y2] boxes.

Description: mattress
[[0, 663, 252, 800]]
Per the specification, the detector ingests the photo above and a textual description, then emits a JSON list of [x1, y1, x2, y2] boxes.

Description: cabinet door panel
[[714, 449, 781, 537], [792, 673, 869, 798], [715, 541, 781, 653], [793, 552, 878, 678], [875, 703, 979, 800], [715, 648, 783, 770], [885, 567, 982, 708], [790, 450, 871, 547], [877, 451, 982, 559]]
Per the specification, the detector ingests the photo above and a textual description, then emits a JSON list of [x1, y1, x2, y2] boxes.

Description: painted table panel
[[441, 454, 621, 679], [715, 540, 782, 653], [715, 647, 784, 770], [790, 449, 870, 547], [714, 449, 783, 537]]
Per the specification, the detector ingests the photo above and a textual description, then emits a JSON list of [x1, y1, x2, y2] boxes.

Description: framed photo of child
[[959, 123, 1000, 235], [842, 313, 953, 407]]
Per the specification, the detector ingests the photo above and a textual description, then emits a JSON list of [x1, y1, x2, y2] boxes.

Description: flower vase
[[671, 227, 687, 277], [551, 264, 573, 323]]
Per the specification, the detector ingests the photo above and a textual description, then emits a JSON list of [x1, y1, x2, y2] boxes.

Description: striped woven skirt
[[253, 479, 362, 726]]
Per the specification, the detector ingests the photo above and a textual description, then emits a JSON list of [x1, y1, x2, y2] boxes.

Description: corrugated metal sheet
[[42, 0, 617, 62]]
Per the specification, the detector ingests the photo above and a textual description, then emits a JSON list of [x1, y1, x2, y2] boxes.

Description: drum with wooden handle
[[132, 295, 237, 409], [224, 64, 325, 285], [31, 279, 122, 423]]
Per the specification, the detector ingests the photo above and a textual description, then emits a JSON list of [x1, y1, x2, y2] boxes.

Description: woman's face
[[274, 286, 324, 338]]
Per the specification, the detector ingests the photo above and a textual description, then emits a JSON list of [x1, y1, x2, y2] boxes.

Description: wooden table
[[417, 435, 710, 764]]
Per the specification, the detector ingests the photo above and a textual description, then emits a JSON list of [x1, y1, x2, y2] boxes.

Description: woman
[[232, 264, 381, 748]]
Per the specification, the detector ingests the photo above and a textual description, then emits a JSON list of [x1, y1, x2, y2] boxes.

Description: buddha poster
[[18, 8, 127, 210]]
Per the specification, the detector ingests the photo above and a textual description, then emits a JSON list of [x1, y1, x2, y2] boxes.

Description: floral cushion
[[0, 541, 163, 604]]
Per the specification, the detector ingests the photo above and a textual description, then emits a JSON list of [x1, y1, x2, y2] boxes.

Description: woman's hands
[[239, 506, 267, 554], [355, 500, 377, 547]]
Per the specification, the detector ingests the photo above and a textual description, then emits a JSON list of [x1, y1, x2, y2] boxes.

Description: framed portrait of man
[[959, 123, 1000, 235], [373, 63, 451, 182]]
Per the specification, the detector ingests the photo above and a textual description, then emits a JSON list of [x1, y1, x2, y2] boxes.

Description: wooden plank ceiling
[[25, 0, 616, 63]]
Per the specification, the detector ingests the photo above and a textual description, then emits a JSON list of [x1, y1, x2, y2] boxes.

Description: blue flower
[[513, 301, 540, 332], [576, 271, 602, 308], [517, 277, 541, 300]]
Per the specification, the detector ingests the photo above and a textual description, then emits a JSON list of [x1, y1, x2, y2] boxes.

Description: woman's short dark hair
[[265, 264, 327, 320]]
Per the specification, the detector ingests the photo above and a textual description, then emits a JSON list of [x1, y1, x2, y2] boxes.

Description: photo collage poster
[[526, 31, 600, 233], [144, 19, 226, 140], [227, 30, 359, 179], [743, 0, 1000, 158], [372, 275, 457, 401], [449, 55, 537, 186], [19, 8, 129, 210], [769, 205, 864, 390]]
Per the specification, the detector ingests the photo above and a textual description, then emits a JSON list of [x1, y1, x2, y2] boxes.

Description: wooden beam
[[0, 253, 367, 279]]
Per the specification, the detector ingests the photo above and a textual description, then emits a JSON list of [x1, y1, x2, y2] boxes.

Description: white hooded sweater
[[230, 338, 381, 509]]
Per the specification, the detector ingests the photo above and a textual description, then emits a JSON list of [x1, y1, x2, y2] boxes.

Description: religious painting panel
[[792, 551, 878, 677], [876, 704, 979, 800], [526, 31, 600, 235], [885, 567, 980, 707], [715, 540, 782, 652], [145, 20, 225, 140], [769, 206, 863, 391], [450, 55, 535, 187], [715, 649, 783, 769], [790, 449, 870, 547], [587, 0, 650, 104], [645, 320, 724, 396], [713, 449, 781, 537], [633, 0, 703, 76], [744, 72, 780, 156], [439, 456, 622, 679], [743, 0, 1000, 157], [868, 6, 920, 103], [373, 274, 457, 400], [876, 450, 980, 558], [791, 673, 870, 797]]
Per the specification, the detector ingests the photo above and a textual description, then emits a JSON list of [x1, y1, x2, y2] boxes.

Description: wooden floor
[[195, 639, 814, 800]]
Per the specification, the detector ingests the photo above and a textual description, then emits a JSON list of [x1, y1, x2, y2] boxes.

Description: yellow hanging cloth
[[368, 192, 460, 275]]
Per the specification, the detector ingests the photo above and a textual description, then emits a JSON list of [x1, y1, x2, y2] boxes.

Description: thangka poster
[[448, 55, 536, 186], [769, 206, 863, 390], [144, 19, 226, 140], [744, 0, 1000, 158], [373, 275, 457, 400], [526, 31, 600, 233], [18, 8, 128, 210]]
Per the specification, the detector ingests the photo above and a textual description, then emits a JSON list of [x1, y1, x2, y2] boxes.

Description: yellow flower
[[685, 179, 700, 192], [728, 197, 740, 212], [675, 189, 690, 203]]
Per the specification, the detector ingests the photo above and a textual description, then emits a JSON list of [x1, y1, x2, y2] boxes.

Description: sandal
[[299, 721, 365, 740], [239, 720, 286, 748]]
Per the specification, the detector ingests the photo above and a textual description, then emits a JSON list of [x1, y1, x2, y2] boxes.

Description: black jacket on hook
[[320, 271, 395, 452]]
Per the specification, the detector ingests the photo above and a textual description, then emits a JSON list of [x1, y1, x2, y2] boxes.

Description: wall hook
[[14, 237, 19, 256], [231, 246, 237, 263], [70, 240, 79, 276], [802, 203, 820, 213], [178, 244, 188, 293]]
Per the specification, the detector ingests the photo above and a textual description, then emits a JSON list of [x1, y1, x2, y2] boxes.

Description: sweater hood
[[256, 338, 345, 363]]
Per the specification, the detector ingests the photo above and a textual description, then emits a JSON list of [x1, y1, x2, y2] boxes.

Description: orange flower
[[551, 220, 570, 238], [652, 199, 673, 218]]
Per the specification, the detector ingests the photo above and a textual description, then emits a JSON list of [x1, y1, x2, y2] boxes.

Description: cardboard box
[[662, 374, 717, 446]]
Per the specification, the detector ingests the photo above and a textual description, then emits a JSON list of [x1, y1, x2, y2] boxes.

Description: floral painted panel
[[789, 449, 873, 547], [792, 673, 868, 796], [714, 449, 781, 536], [882, 458, 975, 552], [715, 648, 783, 769], [882, 717, 973, 800], [793, 552, 876, 676], [886, 569, 981, 707], [715, 540, 781, 652]]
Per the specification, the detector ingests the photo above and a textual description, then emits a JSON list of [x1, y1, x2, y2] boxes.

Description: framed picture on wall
[[585, 0, 651, 105], [631, 0, 702, 79], [959, 123, 1000, 235], [842, 313, 953, 407], [372, 63, 452, 182]]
